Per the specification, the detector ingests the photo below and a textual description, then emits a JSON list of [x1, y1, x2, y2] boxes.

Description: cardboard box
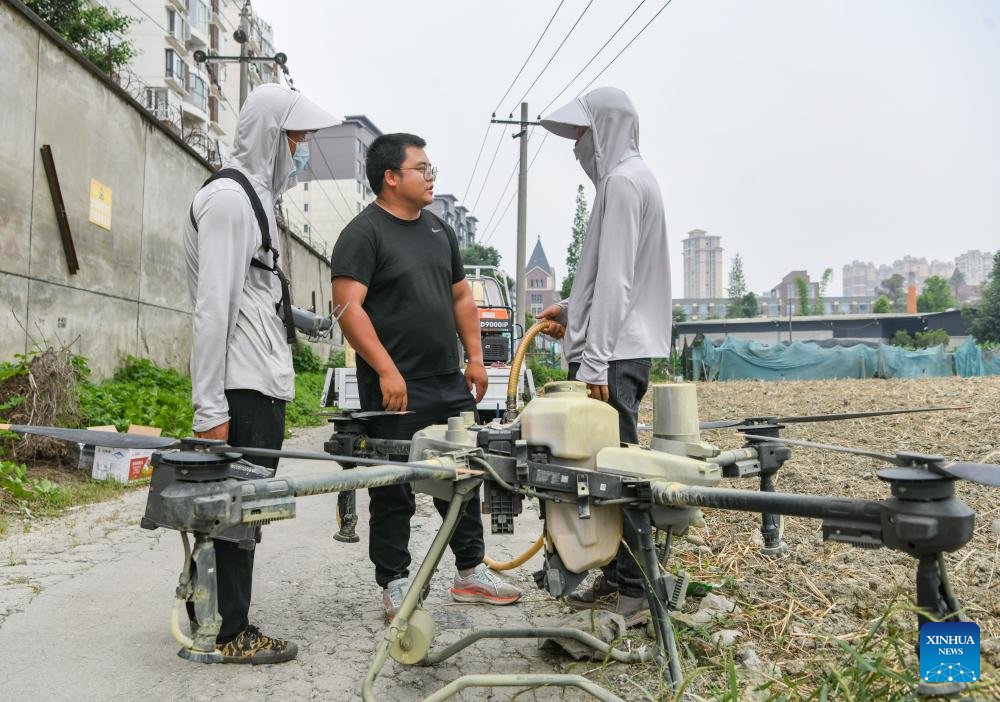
[[91, 425, 163, 484]]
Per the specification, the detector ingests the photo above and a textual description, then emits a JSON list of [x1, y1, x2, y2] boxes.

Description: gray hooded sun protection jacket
[[184, 84, 339, 432], [540, 87, 672, 385]]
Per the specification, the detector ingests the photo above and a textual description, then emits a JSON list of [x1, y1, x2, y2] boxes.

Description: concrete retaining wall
[[0, 1, 335, 378]]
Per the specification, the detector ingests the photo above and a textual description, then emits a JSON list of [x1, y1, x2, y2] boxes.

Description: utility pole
[[490, 104, 540, 345], [515, 102, 529, 339], [238, 1, 250, 107]]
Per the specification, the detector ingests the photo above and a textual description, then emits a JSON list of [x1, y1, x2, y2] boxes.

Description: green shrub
[[291, 342, 325, 374], [286, 372, 327, 429], [78, 356, 194, 437], [891, 329, 951, 350], [327, 348, 346, 368]]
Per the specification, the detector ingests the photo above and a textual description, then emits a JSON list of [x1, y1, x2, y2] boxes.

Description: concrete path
[[0, 425, 598, 701]]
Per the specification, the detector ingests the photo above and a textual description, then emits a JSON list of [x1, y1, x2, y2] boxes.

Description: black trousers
[[358, 372, 485, 588], [212, 389, 285, 643], [568, 359, 651, 597]]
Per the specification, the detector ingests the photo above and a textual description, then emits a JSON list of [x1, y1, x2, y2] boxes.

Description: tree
[[877, 274, 907, 312], [460, 243, 501, 267], [560, 185, 589, 299], [725, 254, 748, 318], [949, 267, 966, 299], [794, 277, 811, 316], [872, 295, 892, 313], [815, 267, 833, 315], [970, 252, 1000, 343], [916, 275, 956, 313], [26, 0, 137, 74], [740, 291, 760, 318]]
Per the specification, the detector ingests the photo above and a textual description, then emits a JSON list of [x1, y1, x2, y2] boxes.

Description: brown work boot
[[216, 625, 298, 664], [567, 576, 650, 627], [566, 574, 619, 608]]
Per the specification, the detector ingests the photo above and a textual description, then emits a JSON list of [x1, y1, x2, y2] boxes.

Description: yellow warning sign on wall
[[88, 179, 112, 230]]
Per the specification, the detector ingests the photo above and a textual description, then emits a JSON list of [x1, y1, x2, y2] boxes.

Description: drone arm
[[650, 481, 881, 525]]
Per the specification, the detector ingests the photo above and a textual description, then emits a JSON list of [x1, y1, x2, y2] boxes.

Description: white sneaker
[[382, 576, 411, 619], [450, 564, 522, 605]]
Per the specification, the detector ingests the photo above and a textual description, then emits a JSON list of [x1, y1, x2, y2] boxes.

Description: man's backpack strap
[[189, 169, 297, 345]]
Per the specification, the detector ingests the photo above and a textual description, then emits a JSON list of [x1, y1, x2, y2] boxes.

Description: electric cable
[[493, 0, 567, 115], [510, 0, 598, 113], [572, 0, 676, 99], [462, 0, 566, 208], [470, 128, 508, 213], [538, 0, 650, 116], [480, 130, 549, 245]]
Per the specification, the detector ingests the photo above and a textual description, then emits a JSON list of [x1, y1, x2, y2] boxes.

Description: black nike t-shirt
[[331, 202, 465, 385]]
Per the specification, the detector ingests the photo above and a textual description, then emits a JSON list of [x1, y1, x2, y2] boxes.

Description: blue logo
[[920, 621, 980, 684]]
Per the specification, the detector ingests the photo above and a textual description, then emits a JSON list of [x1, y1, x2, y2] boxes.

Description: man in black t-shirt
[[331, 133, 522, 618]]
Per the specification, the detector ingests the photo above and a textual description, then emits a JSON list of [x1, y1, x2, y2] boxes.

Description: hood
[[224, 84, 339, 199], [540, 87, 640, 183]]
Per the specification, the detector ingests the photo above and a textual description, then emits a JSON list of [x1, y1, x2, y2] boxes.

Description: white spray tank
[[520, 381, 623, 572]]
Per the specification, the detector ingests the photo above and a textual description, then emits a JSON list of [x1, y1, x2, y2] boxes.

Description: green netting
[[955, 337, 1000, 376], [693, 338, 878, 381], [690, 336, 991, 381], [877, 344, 952, 378]]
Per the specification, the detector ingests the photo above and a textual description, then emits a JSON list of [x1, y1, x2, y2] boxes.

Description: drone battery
[[141, 458, 276, 549]]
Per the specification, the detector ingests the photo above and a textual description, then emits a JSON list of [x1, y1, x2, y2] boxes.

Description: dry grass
[[596, 377, 1000, 701], [0, 347, 81, 463]]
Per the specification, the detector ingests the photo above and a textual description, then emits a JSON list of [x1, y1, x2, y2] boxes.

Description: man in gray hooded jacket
[[184, 84, 337, 662], [537, 87, 672, 625]]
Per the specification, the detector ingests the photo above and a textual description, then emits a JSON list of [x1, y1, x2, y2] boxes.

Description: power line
[[311, 135, 364, 218], [492, 0, 567, 116], [462, 0, 565, 207], [471, 127, 509, 213], [574, 0, 676, 98], [126, 0, 170, 34], [461, 123, 492, 203], [481, 129, 550, 246], [510, 0, 598, 113], [538, 0, 649, 116]]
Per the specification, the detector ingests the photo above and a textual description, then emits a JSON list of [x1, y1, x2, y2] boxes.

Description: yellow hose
[[504, 321, 550, 419], [486, 322, 552, 571], [484, 534, 544, 571]]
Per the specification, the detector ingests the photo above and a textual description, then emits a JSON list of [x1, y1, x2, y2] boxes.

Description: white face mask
[[573, 129, 598, 183]]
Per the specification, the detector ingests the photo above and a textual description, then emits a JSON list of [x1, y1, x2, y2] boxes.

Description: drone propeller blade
[[933, 461, 1000, 487], [701, 406, 967, 431], [739, 434, 902, 465], [210, 445, 434, 470], [776, 406, 968, 424], [699, 419, 745, 430], [349, 410, 415, 419], [1, 424, 181, 450]]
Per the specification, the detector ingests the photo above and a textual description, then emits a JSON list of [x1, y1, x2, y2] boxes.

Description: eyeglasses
[[398, 164, 438, 181]]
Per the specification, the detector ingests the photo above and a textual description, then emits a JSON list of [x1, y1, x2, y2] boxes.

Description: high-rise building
[[841, 260, 880, 297], [955, 250, 995, 286], [682, 229, 723, 298], [426, 194, 479, 247], [105, 0, 273, 164], [284, 115, 382, 255], [891, 256, 930, 290]]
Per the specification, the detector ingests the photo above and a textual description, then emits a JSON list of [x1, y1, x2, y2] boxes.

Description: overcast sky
[[253, 0, 1000, 297]]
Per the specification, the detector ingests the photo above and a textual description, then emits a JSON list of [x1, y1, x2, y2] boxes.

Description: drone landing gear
[[175, 533, 223, 663], [334, 488, 360, 543], [914, 553, 968, 698], [361, 482, 673, 702]]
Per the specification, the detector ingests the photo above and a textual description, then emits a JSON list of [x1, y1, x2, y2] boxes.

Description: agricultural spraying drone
[[3, 371, 996, 700]]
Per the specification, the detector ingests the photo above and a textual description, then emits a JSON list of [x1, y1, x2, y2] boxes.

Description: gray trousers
[[568, 359, 651, 596]]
